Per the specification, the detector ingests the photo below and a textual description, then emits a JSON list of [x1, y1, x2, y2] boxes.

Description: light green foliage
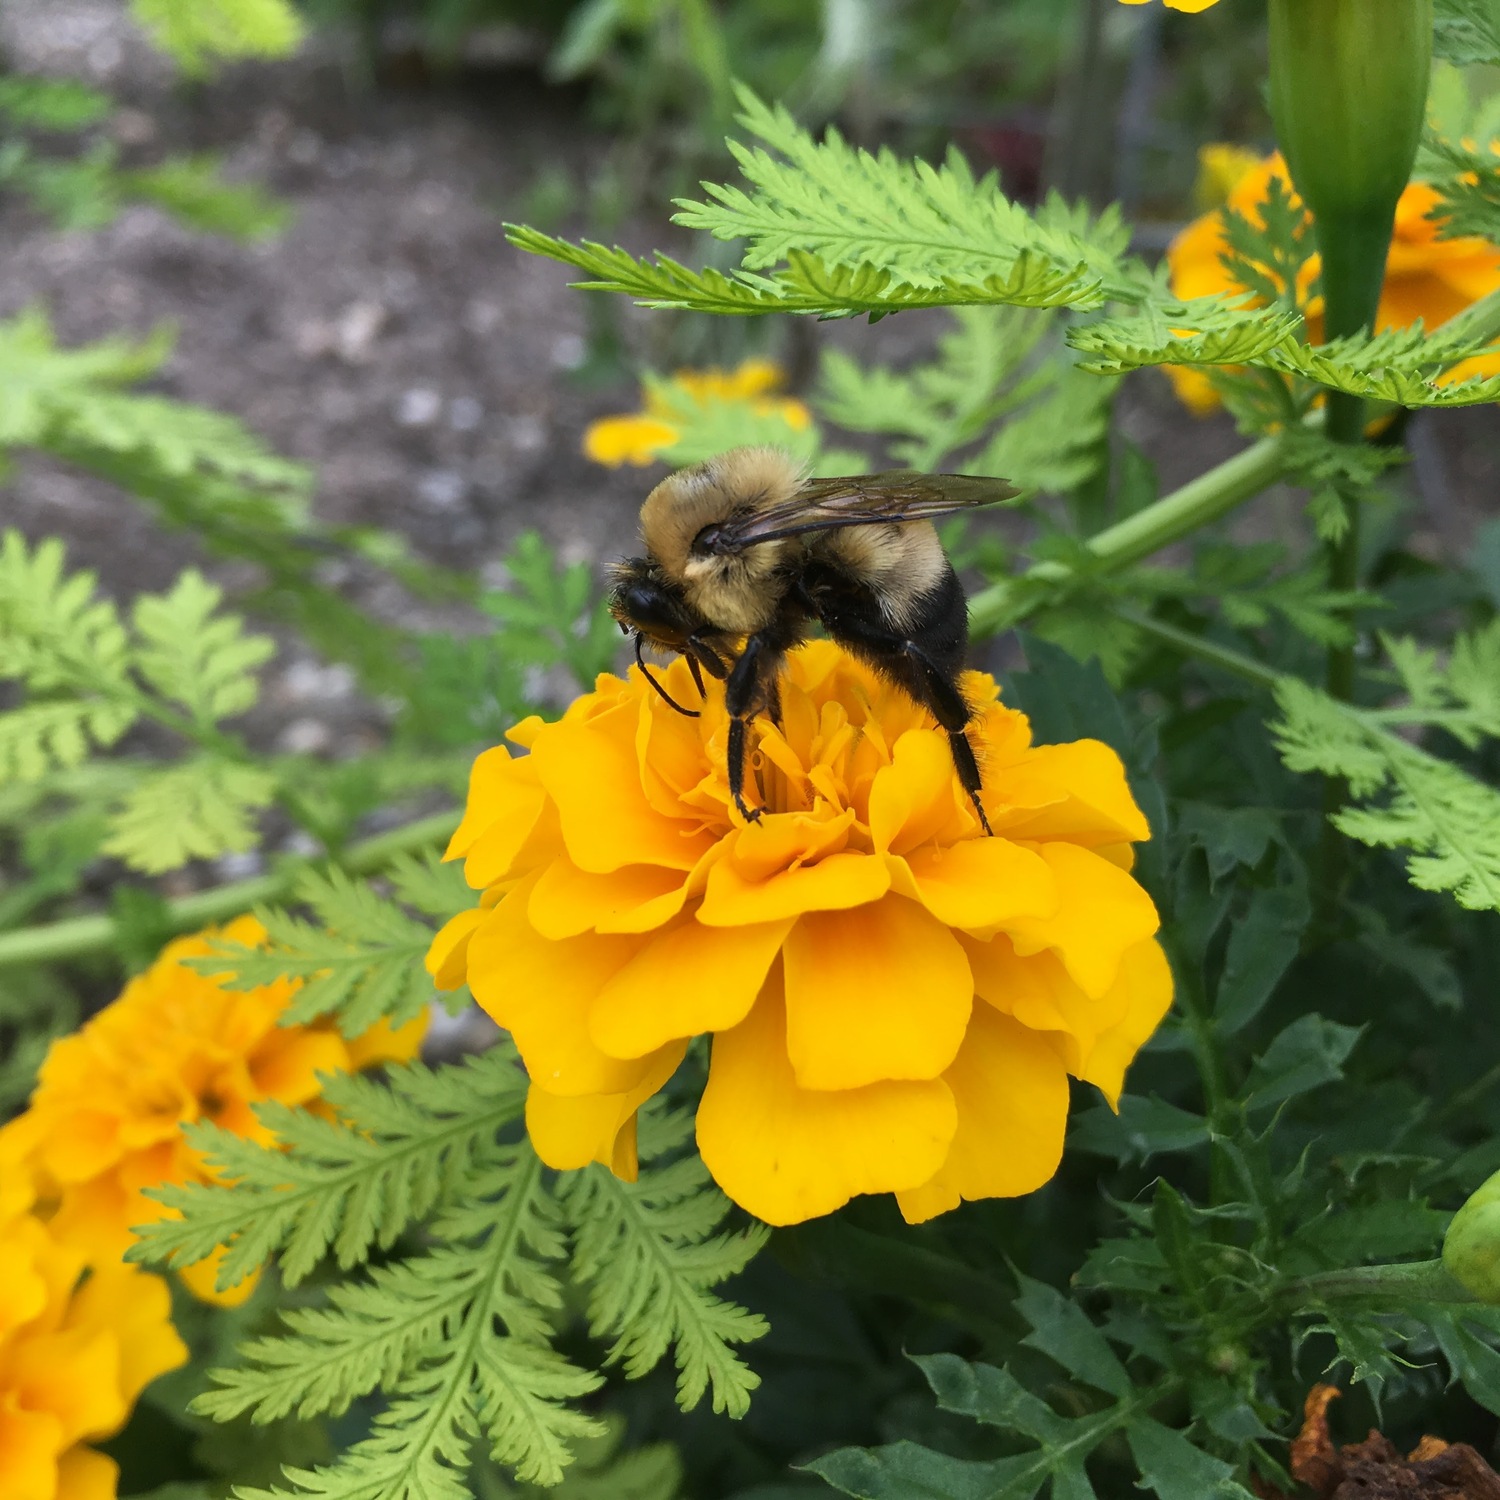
[[1071, 302, 1500, 408], [651, 373, 822, 467], [191, 857, 470, 1034], [0, 535, 287, 872], [511, 87, 1136, 319], [103, 757, 278, 873], [123, 156, 294, 240], [561, 1111, 769, 1416], [0, 308, 308, 491], [811, 1283, 1252, 1500], [402, 531, 622, 750], [817, 306, 1111, 490], [1273, 623, 1500, 910], [132, 1075, 768, 1495], [1434, 0, 1500, 65], [0, 76, 111, 130], [134, 571, 277, 727], [132, 1048, 529, 1289], [131, 0, 305, 74]]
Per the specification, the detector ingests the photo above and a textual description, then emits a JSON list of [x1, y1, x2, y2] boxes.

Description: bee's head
[[607, 557, 703, 651]]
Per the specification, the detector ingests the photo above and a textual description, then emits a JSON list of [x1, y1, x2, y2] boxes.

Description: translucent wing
[[695, 471, 1018, 556]]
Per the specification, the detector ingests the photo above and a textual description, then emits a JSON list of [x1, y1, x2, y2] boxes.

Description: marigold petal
[[425, 908, 486, 991], [697, 969, 956, 1224], [34, 1110, 122, 1185], [445, 746, 542, 874], [0, 1407, 64, 1500], [868, 730, 969, 856], [10, 1329, 125, 1447], [343, 1013, 429, 1071], [55, 1447, 119, 1500], [532, 719, 712, 874], [893, 837, 1057, 931], [591, 915, 793, 1058], [583, 415, 679, 467], [525, 1041, 685, 1178], [998, 741, 1151, 846], [897, 1006, 1070, 1224], [783, 897, 972, 1089], [249, 1028, 351, 1108], [1003, 842, 1160, 997], [528, 858, 689, 939], [467, 887, 652, 1096], [698, 849, 889, 926], [178, 1252, 259, 1309], [1079, 939, 1175, 1107], [70, 1263, 188, 1404]]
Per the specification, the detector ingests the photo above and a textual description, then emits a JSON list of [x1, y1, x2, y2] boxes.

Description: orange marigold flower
[[1166, 150, 1500, 413], [0, 916, 427, 1306], [0, 1194, 185, 1500], [582, 358, 812, 469], [427, 643, 1172, 1227]]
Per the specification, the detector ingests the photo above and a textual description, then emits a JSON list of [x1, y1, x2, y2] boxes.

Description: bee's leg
[[900, 641, 993, 837], [686, 653, 708, 701], [723, 630, 788, 823]]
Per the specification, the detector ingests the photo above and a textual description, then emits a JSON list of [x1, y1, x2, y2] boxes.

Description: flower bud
[[1268, 0, 1433, 337], [1443, 1169, 1500, 1303]]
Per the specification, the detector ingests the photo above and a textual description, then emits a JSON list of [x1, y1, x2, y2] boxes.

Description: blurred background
[[5, 0, 1498, 769]]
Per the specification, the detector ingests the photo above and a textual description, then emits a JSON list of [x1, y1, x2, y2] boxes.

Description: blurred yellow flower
[[0, 1193, 185, 1500], [1194, 143, 1264, 210], [582, 358, 811, 468], [1118, 0, 1221, 10], [1167, 150, 1500, 412], [0, 917, 427, 1307], [428, 642, 1171, 1227]]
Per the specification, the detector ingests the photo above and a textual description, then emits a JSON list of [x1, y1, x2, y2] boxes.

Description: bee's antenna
[[635, 634, 700, 718]]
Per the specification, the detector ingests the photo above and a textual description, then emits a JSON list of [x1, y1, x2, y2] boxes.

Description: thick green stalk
[[0, 808, 460, 972], [968, 433, 1291, 638], [1279, 1258, 1477, 1309]]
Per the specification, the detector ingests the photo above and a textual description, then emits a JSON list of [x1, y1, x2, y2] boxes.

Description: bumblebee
[[608, 446, 1016, 833]]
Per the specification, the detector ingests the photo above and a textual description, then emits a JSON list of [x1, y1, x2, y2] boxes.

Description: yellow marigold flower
[[1166, 151, 1500, 413], [1194, 143, 1265, 211], [582, 358, 811, 469], [1118, 0, 1221, 10], [0, 1196, 186, 1500], [0, 916, 427, 1306], [427, 643, 1172, 1227]]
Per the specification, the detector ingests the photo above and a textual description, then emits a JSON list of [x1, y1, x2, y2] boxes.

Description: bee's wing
[[699, 472, 1019, 554]]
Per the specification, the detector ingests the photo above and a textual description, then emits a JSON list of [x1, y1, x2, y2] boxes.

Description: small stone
[[417, 470, 467, 509], [278, 718, 334, 755], [397, 387, 443, 426], [336, 301, 387, 364], [550, 333, 587, 370], [449, 395, 483, 431], [507, 414, 546, 453]]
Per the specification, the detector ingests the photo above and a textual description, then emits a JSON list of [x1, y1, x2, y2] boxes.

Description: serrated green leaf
[[102, 756, 275, 873], [132, 1049, 527, 1289], [194, 866, 443, 1034], [561, 1136, 768, 1417], [130, 0, 305, 74], [132, 569, 274, 724]]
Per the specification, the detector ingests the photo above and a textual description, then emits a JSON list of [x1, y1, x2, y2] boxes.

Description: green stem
[[1115, 610, 1285, 692], [0, 808, 459, 972], [1279, 1257, 1478, 1309], [968, 433, 1292, 637]]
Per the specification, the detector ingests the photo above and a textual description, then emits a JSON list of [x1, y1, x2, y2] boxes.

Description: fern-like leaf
[[131, 1049, 528, 1290], [195, 865, 449, 1034], [101, 755, 276, 873], [200, 1146, 604, 1494], [130, 0, 305, 74], [132, 570, 275, 726], [561, 1120, 768, 1417], [1272, 634, 1500, 912]]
